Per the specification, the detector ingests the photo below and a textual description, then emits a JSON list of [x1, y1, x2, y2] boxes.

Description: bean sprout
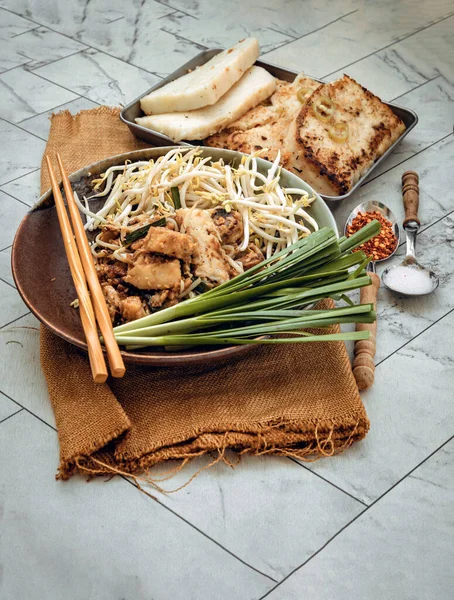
[[80, 147, 318, 258]]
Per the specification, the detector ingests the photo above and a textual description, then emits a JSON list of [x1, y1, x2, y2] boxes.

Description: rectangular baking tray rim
[[119, 50, 419, 202]]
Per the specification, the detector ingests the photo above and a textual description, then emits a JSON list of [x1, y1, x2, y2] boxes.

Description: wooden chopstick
[[56, 153, 126, 379], [45, 156, 108, 384]]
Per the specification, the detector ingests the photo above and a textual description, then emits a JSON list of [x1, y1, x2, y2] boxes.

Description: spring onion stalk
[[115, 304, 375, 342], [111, 220, 380, 348], [123, 331, 370, 350]]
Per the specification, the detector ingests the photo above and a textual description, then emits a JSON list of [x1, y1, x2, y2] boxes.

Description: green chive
[[110, 221, 380, 349], [123, 217, 167, 247], [171, 187, 181, 209]]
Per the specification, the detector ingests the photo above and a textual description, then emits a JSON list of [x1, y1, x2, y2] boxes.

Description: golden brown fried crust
[[208, 73, 405, 196], [119, 295, 149, 322], [293, 75, 406, 195], [135, 226, 195, 262], [124, 255, 182, 290], [205, 75, 319, 163]]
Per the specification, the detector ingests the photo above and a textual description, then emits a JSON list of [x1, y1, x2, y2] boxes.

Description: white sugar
[[384, 265, 435, 295]]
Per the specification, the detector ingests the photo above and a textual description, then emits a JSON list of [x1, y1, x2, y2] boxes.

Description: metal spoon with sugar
[[382, 171, 439, 296]]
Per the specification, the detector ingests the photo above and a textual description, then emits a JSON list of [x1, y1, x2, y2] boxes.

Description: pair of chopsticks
[[46, 154, 125, 383]]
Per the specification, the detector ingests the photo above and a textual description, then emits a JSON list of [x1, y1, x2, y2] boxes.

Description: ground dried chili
[[346, 210, 397, 261]]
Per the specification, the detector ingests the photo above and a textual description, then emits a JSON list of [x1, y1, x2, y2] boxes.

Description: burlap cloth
[[39, 107, 369, 482]]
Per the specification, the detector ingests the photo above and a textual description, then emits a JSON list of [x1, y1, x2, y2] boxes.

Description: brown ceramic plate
[[12, 147, 337, 366]]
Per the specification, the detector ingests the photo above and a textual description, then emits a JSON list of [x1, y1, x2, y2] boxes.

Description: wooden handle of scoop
[[402, 170, 420, 227], [352, 272, 380, 390]]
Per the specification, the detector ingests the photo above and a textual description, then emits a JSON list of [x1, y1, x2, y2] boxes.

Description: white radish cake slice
[[136, 66, 276, 142], [140, 38, 260, 115]]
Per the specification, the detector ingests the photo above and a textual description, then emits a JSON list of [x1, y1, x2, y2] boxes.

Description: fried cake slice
[[287, 75, 406, 195], [205, 74, 319, 166]]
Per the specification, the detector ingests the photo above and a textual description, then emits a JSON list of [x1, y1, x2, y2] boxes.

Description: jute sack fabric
[[39, 107, 369, 481]]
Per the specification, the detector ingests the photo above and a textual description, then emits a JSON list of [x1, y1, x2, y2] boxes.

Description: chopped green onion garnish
[[123, 217, 166, 247], [171, 186, 181, 210]]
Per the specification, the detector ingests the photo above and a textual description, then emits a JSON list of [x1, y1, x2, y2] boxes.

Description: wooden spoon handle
[[352, 272, 380, 390], [402, 170, 420, 227]]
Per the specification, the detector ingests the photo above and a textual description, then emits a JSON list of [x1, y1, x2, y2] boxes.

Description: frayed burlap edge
[[58, 414, 369, 486], [50, 105, 121, 122]]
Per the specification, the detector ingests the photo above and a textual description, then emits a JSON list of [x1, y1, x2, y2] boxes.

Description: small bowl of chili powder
[[345, 201, 399, 263]]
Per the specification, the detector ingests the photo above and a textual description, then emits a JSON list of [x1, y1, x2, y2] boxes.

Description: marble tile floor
[[0, 0, 453, 598]]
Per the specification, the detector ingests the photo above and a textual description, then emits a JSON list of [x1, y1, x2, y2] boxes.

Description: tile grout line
[[267, 26, 297, 40], [0, 5, 166, 78], [2, 8, 449, 146], [287, 457, 368, 507], [372, 213, 454, 361], [390, 75, 441, 103], [157, 10, 178, 20], [0, 407, 24, 425], [25, 48, 91, 73], [258, 434, 454, 598], [0, 277, 15, 290], [0, 61, 33, 75], [10, 25, 40, 38], [0, 356, 275, 585], [153, 0, 197, 19], [19, 63, 109, 110], [0, 390, 57, 432], [24, 48, 88, 73], [17, 94, 99, 125], [391, 205, 454, 253], [121, 476, 278, 584], [2, 68, 451, 333], [321, 12, 454, 79], [370, 212, 452, 282], [2, 203, 451, 413], [262, 9, 359, 57], [159, 27, 207, 51], [375, 307, 454, 368], [30, 68, 122, 109], [105, 15, 125, 25], [0, 167, 40, 189], [2, 344, 452, 591], [2, 22, 451, 349], [1, 187, 33, 208], [2, 5, 453, 85], [0, 70, 56, 124], [0, 282, 449, 586], [412, 205, 454, 239], [0, 311, 31, 330], [2, 286, 449, 543], [361, 132, 453, 187], [293, 303, 454, 508], [0, 116, 47, 142], [1, 367, 276, 583], [1, 187, 38, 207]]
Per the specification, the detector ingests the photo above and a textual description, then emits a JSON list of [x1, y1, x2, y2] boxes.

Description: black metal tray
[[120, 49, 418, 201]]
